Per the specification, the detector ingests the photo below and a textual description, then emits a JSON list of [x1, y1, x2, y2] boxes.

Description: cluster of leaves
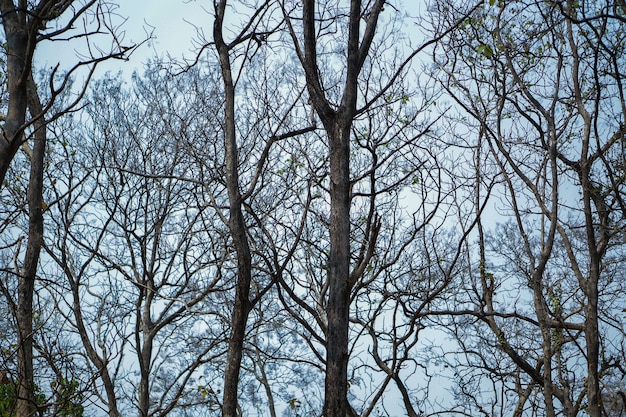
[[0, 379, 82, 417]]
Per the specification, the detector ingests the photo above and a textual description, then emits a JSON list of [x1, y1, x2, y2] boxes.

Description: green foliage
[[0, 379, 83, 417], [0, 382, 15, 417], [496, 331, 509, 350], [476, 43, 494, 57], [52, 379, 84, 417]]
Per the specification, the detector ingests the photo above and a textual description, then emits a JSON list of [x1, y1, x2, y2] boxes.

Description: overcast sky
[[118, 1, 204, 60], [35, 1, 208, 78]]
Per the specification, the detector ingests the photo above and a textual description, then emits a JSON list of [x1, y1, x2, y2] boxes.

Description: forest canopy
[[0, 1, 625, 416]]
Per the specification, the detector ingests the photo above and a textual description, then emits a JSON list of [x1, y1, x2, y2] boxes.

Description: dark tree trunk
[[0, 0, 30, 187], [1, 3, 129, 415], [323, 123, 351, 417], [1, 5, 44, 413], [16, 75, 46, 417], [214, 2, 253, 416], [296, 1, 385, 415]]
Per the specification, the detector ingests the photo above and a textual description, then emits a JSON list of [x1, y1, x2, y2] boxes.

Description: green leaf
[[476, 44, 494, 57]]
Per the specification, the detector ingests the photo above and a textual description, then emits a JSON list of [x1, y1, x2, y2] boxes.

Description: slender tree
[[212, 4, 255, 414], [431, 0, 626, 415], [43, 67, 233, 417], [198, 2, 314, 414], [282, 2, 390, 414], [0, 2, 133, 416]]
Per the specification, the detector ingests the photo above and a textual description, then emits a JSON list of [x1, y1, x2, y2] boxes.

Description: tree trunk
[[68, 271, 121, 417], [1, 6, 41, 413], [214, 2, 253, 416], [295, 1, 385, 415], [584, 272, 600, 417], [16, 75, 46, 417], [0, 0, 30, 187], [323, 123, 351, 417], [138, 282, 154, 417]]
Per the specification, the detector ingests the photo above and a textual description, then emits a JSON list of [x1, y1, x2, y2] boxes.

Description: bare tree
[[0, 2, 136, 416], [431, 0, 626, 415], [12, 2, 626, 417], [212, 3, 257, 414], [43, 66, 236, 417], [278, 1, 483, 415], [204, 2, 318, 415]]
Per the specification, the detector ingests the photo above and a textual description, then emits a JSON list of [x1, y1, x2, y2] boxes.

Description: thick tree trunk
[[296, 2, 384, 415], [584, 274, 600, 417], [16, 260, 36, 417], [582, 169, 605, 417], [0, 0, 30, 187], [1, 6, 39, 413], [579, 136, 604, 417], [2, 4, 127, 414], [323, 124, 351, 417]]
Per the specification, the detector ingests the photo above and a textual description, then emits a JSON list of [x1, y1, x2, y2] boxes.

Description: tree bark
[[214, 2, 253, 416], [323, 122, 351, 417], [0, 0, 31, 187], [295, 1, 385, 415], [16, 75, 46, 417], [137, 280, 154, 417]]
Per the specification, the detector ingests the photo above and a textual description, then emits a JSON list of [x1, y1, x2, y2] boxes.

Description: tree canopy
[[0, 1, 625, 416]]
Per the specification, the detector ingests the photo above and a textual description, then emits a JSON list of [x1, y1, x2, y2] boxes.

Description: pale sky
[[118, 1, 206, 61], [35, 1, 208, 78]]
